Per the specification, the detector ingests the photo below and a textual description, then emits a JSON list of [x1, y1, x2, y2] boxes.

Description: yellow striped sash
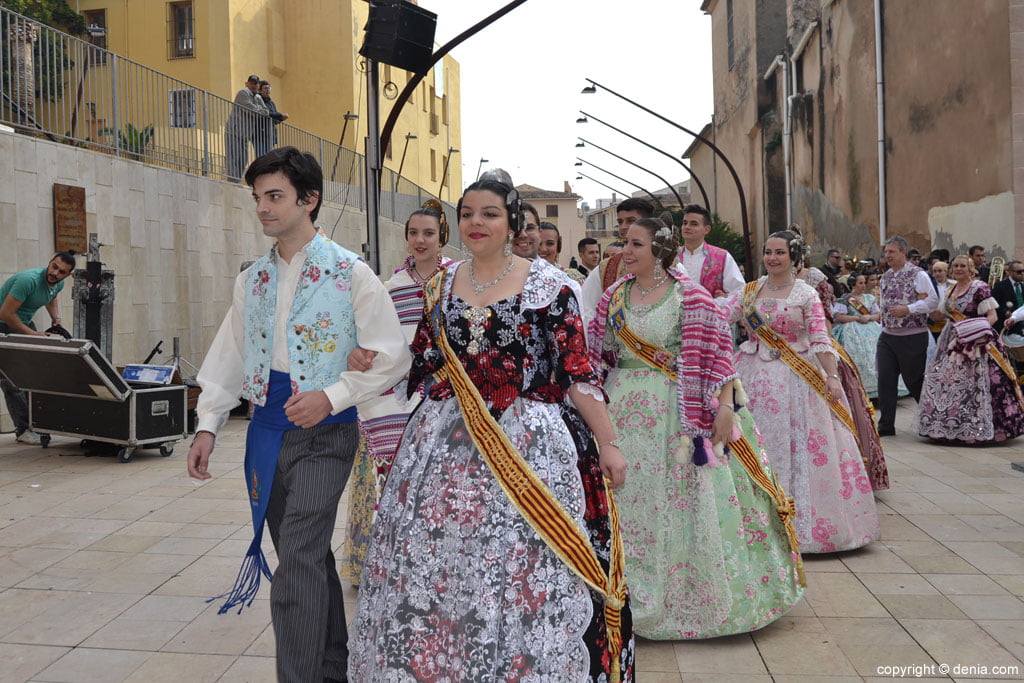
[[610, 285, 804, 586], [743, 282, 860, 442], [608, 287, 678, 381]]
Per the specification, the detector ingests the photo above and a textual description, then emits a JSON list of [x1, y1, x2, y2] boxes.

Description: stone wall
[[0, 128, 425, 430]]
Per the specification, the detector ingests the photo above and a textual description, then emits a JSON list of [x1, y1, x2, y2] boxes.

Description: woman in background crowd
[[917, 255, 1024, 444], [538, 221, 586, 284], [342, 200, 453, 585]]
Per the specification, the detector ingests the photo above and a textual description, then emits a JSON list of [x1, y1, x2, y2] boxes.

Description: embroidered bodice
[[944, 280, 997, 318], [728, 279, 835, 360], [603, 281, 681, 360], [838, 292, 879, 317], [409, 259, 600, 417]]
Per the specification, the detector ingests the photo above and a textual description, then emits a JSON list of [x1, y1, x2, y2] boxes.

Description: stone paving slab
[[0, 400, 1020, 681]]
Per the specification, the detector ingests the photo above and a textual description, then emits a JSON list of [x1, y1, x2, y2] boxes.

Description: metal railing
[[0, 5, 460, 244]]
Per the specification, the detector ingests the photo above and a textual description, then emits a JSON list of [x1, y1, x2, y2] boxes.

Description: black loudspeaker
[[360, 2, 438, 76]]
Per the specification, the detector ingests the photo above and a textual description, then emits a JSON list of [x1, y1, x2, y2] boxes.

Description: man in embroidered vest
[[876, 235, 937, 436], [581, 197, 655, 317], [187, 147, 410, 683], [678, 203, 745, 299]]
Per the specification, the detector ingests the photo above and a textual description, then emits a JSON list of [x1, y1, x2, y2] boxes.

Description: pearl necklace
[[470, 257, 515, 294], [634, 275, 669, 298]]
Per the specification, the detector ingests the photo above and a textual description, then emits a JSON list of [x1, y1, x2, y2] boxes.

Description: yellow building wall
[[70, 0, 460, 200]]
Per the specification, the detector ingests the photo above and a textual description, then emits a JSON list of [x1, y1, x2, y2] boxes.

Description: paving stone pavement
[[0, 398, 1021, 682]]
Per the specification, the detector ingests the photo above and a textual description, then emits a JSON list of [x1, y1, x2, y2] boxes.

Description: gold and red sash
[[946, 306, 1024, 407], [424, 270, 628, 681], [845, 295, 870, 316], [607, 286, 678, 379], [742, 282, 860, 444], [608, 285, 805, 586]]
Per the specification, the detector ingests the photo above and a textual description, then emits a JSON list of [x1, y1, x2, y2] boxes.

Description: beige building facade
[[69, 0, 462, 202], [696, 0, 1023, 269]]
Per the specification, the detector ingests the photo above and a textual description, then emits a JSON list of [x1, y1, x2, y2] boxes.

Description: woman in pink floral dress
[[724, 231, 880, 553]]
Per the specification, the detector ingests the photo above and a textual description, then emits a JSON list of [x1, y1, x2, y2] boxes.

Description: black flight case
[[0, 334, 188, 462]]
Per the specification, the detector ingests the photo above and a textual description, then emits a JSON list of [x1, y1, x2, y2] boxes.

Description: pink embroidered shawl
[[587, 266, 737, 440]]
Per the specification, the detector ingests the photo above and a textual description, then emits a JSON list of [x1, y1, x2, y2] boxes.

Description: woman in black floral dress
[[349, 171, 635, 681]]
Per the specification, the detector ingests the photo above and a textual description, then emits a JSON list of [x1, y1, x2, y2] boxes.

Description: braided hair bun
[[635, 216, 679, 270]]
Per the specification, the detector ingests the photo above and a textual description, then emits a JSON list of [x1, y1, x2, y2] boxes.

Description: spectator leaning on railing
[[225, 74, 268, 181], [256, 80, 289, 158]]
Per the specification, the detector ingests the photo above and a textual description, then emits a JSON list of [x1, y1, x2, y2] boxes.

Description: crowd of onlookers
[[815, 240, 1024, 445]]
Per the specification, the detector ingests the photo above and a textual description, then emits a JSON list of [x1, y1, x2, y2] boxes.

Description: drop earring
[[503, 233, 512, 257], [653, 261, 664, 278]]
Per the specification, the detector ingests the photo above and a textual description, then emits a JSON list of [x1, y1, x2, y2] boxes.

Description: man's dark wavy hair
[[244, 146, 323, 222]]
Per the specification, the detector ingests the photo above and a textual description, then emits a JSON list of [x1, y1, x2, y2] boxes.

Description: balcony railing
[[0, 5, 459, 243]]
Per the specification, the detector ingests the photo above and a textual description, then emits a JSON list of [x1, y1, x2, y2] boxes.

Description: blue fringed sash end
[[209, 538, 274, 615]]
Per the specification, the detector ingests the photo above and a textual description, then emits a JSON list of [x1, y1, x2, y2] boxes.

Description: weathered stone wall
[[0, 128, 426, 430], [884, 0, 1013, 253]]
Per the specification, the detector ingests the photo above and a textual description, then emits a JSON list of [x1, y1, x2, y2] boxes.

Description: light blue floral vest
[[241, 233, 359, 406]]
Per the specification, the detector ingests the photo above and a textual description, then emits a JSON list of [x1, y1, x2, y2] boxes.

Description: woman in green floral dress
[[588, 217, 805, 639]]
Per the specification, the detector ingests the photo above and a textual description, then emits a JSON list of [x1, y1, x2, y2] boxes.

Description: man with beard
[[0, 252, 76, 444]]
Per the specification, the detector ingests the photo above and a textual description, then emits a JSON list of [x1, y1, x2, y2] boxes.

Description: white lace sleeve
[[978, 297, 998, 315], [811, 342, 839, 358], [571, 382, 605, 403]]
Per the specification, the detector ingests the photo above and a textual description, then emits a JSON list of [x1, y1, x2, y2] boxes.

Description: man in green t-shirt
[[0, 252, 76, 444]]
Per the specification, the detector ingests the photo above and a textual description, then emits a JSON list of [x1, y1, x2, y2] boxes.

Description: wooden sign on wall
[[53, 183, 87, 253]]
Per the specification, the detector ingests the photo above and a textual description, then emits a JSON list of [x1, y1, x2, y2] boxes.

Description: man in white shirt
[[677, 204, 745, 298], [187, 147, 409, 683], [876, 236, 938, 436]]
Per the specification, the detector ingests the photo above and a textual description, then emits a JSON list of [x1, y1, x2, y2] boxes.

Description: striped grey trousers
[[266, 420, 358, 683]]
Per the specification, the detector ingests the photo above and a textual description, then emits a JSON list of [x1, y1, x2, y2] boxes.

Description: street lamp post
[[575, 172, 630, 205], [575, 158, 663, 210], [583, 77, 753, 272], [475, 157, 489, 182], [577, 138, 687, 210], [577, 112, 710, 210], [396, 132, 417, 182], [439, 147, 460, 197], [378, 1, 531, 171], [330, 112, 359, 183], [392, 132, 417, 218]]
